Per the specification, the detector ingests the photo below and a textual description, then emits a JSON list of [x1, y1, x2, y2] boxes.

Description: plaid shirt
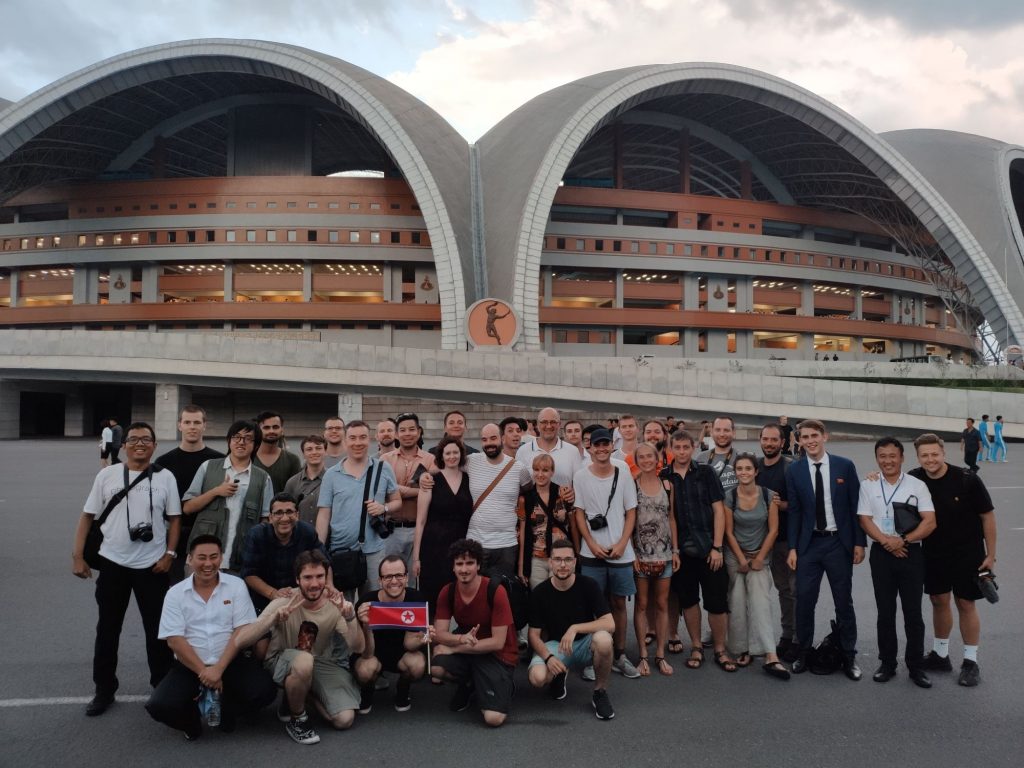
[[239, 520, 325, 591]]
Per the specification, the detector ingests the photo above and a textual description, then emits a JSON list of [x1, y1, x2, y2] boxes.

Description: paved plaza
[[1, 437, 1021, 767]]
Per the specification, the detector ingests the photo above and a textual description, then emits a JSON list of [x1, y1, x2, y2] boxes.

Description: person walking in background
[[960, 418, 982, 472], [978, 415, 992, 462], [99, 419, 113, 467], [990, 416, 1008, 462]]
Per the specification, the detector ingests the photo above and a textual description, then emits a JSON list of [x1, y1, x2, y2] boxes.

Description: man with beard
[[184, 420, 274, 573], [241, 492, 325, 613], [376, 419, 397, 456], [757, 423, 797, 660], [354, 555, 433, 713], [254, 411, 302, 494], [157, 405, 224, 583], [284, 435, 328, 525], [527, 539, 616, 719], [697, 415, 739, 494], [146, 535, 276, 740], [381, 413, 435, 568], [323, 417, 346, 469], [236, 550, 363, 744]]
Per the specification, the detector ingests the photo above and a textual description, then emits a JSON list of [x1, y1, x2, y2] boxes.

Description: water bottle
[[204, 686, 221, 727]]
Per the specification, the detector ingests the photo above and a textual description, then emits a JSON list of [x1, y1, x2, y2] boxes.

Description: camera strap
[[357, 459, 384, 545], [586, 466, 620, 525], [119, 464, 155, 532]]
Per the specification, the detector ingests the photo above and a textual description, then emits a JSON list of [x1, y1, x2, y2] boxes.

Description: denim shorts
[[581, 560, 637, 597], [529, 636, 594, 670]]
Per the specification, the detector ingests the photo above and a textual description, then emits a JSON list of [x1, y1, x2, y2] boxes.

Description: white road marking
[[984, 486, 1024, 490], [0, 694, 149, 708]]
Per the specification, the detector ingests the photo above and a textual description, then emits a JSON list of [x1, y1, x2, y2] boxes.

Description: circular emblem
[[400, 610, 415, 625], [466, 298, 520, 349]]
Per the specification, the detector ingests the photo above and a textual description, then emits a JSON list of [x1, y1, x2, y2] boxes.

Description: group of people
[[960, 415, 1009, 471], [71, 404, 999, 743]]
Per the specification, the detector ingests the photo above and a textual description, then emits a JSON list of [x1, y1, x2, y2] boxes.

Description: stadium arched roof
[[0, 39, 472, 347], [477, 63, 1024, 350]]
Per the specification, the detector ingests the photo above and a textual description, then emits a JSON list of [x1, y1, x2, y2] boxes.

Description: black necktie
[[814, 462, 827, 531]]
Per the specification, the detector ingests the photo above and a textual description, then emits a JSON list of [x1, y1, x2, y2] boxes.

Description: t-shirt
[[756, 456, 791, 539], [317, 458, 399, 555], [356, 587, 427, 663], [83, 464, 182, 569], [265, 596, 349, 666], [909, 465, 992, 555], [528, 575, 610, 641], [466, 453, 531, 549], [156, 446, 225, 500], [573, 460, 638, 564], [254, 449, 303, 495], [436, 577, 518, 667], [961, 428, 982, 451], [697, 448, 738, 492], [857, 473, 935, 536]]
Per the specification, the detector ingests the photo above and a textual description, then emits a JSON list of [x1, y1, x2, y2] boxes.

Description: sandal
[[655, 656, 674, 676], [714, 651, 738, 673], [763, 661, 791, 681], [735, 653, 752, 668], [636, 656, 651, 677], [667, 638, 684, 654], [643, 632, 656, 647], [685, 648, 704, 669]]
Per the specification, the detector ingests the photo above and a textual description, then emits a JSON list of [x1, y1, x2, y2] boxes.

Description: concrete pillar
[[683, 274, 699, 310], [614, 270, 624, 355], [542, 269, 552, 306], [9, 269, 18, 307], [224, 263, 234, 302], [337, 392, 363, 423], [302, 262, 313, 303], [683, 328, 699, 356], [0, 380, 20, 438], [854, 290, 863, 320], [64, 389, 85, 437], [801, 281, 814, 317], [891, 293, 901, 324], [86, 266, 99, 304], [73, 268, 90, 304], [154, 383, 193, 441], [142, 265, 160, 303]]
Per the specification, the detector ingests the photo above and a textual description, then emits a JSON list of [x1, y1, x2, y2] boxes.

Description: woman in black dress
[[412, 436, 473, 610]]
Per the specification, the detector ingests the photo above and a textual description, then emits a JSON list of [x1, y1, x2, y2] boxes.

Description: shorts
[[432, 653, 515, 714], [266, 649, 360, 716], [634, 559, 674, 580], [354, 645, 426, 674], [528, 636, 594, 670], [924, 551, 984, 601], [581, 560, 637, 597], [672, 551, 729, 614]]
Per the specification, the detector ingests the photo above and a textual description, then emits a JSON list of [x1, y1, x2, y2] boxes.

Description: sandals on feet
[[735, 653, 752, 668], [637, 657, 651, 677], [643, 632, 656, 647], [667, 638, 684, 654], [714, 651, 738, 673], [763, 661, 791, 680], [655, 656, 674, 676], [685, 648, 704, 669]]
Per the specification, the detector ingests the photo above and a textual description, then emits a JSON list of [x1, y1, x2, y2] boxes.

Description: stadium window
[[576, 239, 585, 250], [186, 231, 196, 243], [370, 202, 381, 210], [578, 330, 590, 343], [132, 205, 140, 211], [267, 230, 277, 242], [329, 231, 339, 243], [700, 245, 708, 257], [53, 236, 61, 247], [246, 202, 257, 209], [35, 237, 45, 248], [246, 231, 256, 242], [390, 231, 401, 244], [612, 240, 621, 252], [553, 330, 567, 343], [307, 230, 317, 242], [78, 235, 87, 246], [647, 242, 657, 254], [370, 231, 381, 244], [286, 202, 297, 209], [97, 207, 105, 213], [411, 232, 421, 245], [595, 240, 604, 251], [682, 244, 690, 256], [267, 202, 277, 209], [113, 234, 123, 245], [307, 202, 318, 209], [390, 203, 401, 210], [205, 231, 215, 243], [168, 204, 177, 210], [130, 233, 140, 245], [114, 206, 122, 212], [188, 203, 197, 209], [167, 232, 177, 244], [96, 235, 106, 246], [630, 241, 640, 253], [226, 201, 236, 209], [717, 247, 725, 258], [287, 230, 297, 242], [557, 237, 566, 249], [206, 202, 216, 209], [349, 202, 360, 210], [149, 204, 159, 211], [350, 231, 361, 243], [226, 231, 236, 242], [328, 202, 340, 209]]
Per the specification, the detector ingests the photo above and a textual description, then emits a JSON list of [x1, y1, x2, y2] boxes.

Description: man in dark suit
[[785, 419, 865, 680]]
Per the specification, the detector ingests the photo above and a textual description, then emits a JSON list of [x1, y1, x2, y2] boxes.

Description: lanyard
[[879, 474, 904, 513]]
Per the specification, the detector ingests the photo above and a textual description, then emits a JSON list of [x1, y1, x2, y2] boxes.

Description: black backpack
[[447, 575, 529, 631]]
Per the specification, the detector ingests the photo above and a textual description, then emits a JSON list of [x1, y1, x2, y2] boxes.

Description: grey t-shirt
[[728, 486, 769, 552], [697, 449, 738, 493]]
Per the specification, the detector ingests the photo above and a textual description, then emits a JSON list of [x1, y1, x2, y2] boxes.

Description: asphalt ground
[[1, 438, 1021, 768]]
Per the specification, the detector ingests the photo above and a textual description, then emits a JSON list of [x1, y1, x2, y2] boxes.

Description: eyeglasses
[[230, 435, 255, 444], [380, 573, 408, 582], [550, 556, 576, 565], [538, 420, 559, 426], [125, 437, 154, 446], [270, 508, 298, 517]]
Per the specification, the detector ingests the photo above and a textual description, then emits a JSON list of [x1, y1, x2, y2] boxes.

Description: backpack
[[808, 620, 844, 675], [725, 485, 772, 511], [447, 575, 529, 631]]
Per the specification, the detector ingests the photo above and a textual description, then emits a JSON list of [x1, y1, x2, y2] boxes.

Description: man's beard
[[483, 444, 502, 459]]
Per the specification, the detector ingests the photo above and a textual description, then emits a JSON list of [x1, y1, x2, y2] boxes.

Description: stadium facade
[[1, 39, 1023, 437]]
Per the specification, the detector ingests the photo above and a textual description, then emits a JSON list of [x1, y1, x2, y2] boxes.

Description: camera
[[129, 522, 154, 542], [588, 514, 608, 531], [369, 514, 394, 539]]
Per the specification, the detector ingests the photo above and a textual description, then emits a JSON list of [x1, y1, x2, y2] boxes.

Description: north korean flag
[[368, 601, 430, 631]]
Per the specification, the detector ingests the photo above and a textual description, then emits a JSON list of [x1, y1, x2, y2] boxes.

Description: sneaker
[[958, 660, 980, 687], [285, 716, 321, 745], [394, 679, 412, 712], [277, 693, 292, 723], [581, 665, 596, 682], [548, 671, 567, 700], [358, 683, 374, 715], [374, 673, 390, 691], [449, 682, 473, 712], [592, 688, 615, 720], [613, 654, 641, 679], [183, 722, 202, 741], [922, 651, 953, 672]]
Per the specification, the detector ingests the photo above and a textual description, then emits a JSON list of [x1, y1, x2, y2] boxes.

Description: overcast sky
[[2, 0, 1022, 143]]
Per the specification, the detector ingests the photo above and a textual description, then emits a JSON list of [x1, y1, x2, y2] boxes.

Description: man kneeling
[[431, 539, 518, 727], [527, 539, 616, 720], [354, 555, 433, 713], [236, 550, 363, 744]]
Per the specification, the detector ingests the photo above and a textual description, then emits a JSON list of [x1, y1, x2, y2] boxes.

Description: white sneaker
[[613, 655, 641, 679], [581, 665, 596, 682]]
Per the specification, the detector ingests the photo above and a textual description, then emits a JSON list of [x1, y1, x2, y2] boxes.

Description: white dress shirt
[[806, 453, 837, 531], [158, 573, 256, 665]]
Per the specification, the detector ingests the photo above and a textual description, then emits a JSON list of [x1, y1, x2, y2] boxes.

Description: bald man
[[516, 408, 581, 501]]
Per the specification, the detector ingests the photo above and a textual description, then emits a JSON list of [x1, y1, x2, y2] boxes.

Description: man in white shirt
[[183, 420, 274, 573], [573, 428, 640, 679], [516, 408, 581, 495], [858, 436, 937, 688], [146, 534, 276, 740], [72, 422, 182, 717]]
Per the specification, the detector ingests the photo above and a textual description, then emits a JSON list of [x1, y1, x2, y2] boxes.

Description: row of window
[[73, 199, 420, 216], [2, 229, 428, 251]]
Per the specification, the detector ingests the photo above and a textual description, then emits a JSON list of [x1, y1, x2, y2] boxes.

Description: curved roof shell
[[477, 62, 1024, 349], [0, 39, 472, 347]]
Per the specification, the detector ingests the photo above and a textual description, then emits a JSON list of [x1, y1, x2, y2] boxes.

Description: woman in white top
[[99, 420, 113, 467]]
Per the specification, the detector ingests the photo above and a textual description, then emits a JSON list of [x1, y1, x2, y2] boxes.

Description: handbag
[[330, 460, 382, 592], [84, 466, 155, 570], [893, 495, 921, 535], [636, 560, 667, 578]]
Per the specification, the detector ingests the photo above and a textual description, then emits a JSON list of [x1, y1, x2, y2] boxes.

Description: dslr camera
[[587, 514, 608, 531], [369, 513, 394, 539], [129, 522, 154, 542]]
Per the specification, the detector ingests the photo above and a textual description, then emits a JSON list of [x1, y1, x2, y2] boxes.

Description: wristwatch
[[165, 550, 178, 559], [712, 546, 724, 553]]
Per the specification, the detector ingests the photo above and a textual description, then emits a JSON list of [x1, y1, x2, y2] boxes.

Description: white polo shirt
[[158, 573, 256, 665], [516, 438, 583, 488], [857, 472, 934, 536]]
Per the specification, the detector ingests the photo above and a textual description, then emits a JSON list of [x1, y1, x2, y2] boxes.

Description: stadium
[[1, 39, 1022, 437]]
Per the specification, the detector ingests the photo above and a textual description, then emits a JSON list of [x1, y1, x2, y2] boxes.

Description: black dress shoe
[[85, 692, 115, 717], [842, 658, 862, 681], [872, 665, 896, 683], [791, 652, 809, 674], [909, 668, 932, 689]]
